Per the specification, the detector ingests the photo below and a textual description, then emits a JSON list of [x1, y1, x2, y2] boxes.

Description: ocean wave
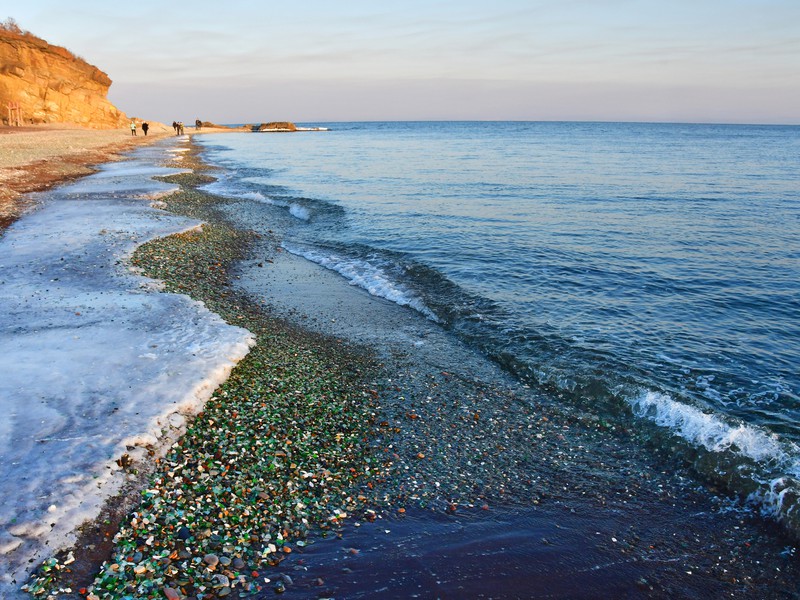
[[237, 190, 268, 202], [282, 242, 439, 321], [629, 391, 796, 466], [289, 204, 311, 221], [757, 477, 800, 532], [201, 180, 312, 220], [201, 176, 348, 224], [628, 389, 800, 532], [201, 179, 277, 205]]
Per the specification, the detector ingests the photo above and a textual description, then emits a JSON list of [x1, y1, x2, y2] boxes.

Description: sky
[[8, 0, 800, 124]]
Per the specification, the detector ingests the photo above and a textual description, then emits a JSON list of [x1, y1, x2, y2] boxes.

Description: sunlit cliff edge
[[0, 21, 127, 128]]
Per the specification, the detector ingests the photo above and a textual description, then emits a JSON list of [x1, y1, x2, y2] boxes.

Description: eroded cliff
[[0, 24, 128, 128]]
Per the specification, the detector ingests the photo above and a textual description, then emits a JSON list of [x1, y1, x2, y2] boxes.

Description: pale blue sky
[[9, 0, 800, 123]]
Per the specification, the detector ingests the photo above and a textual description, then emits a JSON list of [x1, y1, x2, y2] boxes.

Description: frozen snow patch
[[0, 141, 254, 597]]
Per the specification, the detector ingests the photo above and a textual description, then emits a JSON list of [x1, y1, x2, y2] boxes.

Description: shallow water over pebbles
[[214, 192, 800, 598]]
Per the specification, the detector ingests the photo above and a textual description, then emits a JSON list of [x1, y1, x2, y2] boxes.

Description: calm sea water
[[197, 122, 800, 526]]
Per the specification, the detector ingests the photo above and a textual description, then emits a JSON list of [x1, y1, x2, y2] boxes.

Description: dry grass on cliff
[[0, 18, 82, 62]]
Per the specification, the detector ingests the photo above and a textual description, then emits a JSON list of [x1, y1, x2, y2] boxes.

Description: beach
[[0, 123, 172, 231], [0, 128, 253, 597], [0, 123, 243, 231], [2, 127, 800, 599]]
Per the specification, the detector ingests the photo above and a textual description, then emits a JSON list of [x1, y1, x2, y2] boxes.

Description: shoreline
[[0, 135, 254, 597], [7, 135, 800, 598], [21, 150, 387, 598], [0, 124, 170, 232], [0, 124, 244, 233]]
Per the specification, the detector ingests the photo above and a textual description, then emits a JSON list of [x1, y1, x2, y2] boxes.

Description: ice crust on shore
[[0, 141, 254, 597]]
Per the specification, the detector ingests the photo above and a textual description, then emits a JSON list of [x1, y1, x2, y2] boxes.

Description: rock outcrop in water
[[0, 20, 127, 128], [253, 121, 298, 132]]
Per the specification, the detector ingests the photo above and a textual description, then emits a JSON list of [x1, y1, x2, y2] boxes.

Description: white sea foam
[[283, 243, 439, 321], [239, 191, 267, 201], [200, 176, 311, 221], [628, 391, 799, 469], [289, 203, 311, 221], [628, 391, 800, 527], [199, 181, 296, 211], [0, 143, 254, 597], [753, 476, 800, 525]]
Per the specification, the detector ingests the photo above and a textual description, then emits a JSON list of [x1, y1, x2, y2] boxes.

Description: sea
[[194, 121, 800, 535]]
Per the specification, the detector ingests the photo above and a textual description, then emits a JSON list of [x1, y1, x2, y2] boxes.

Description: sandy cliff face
[[0, 29, 128, 128]]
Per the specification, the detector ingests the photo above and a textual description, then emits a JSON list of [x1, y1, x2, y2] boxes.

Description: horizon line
[[211, 118, 800, 127]]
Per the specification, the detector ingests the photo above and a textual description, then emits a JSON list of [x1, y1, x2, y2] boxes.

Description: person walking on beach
[[172, 121, 178, 133], [141, 122, 149, 136], [130, 121, 136, 136]]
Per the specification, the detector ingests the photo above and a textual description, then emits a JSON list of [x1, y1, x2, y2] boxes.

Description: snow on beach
[[0, 141, 254, 596]]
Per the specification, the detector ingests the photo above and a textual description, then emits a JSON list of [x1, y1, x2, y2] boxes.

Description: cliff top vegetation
[[1, 18, 83, 63]]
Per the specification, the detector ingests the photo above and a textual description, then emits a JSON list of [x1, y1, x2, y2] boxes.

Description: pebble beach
[[3, 132, 800, 599]]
